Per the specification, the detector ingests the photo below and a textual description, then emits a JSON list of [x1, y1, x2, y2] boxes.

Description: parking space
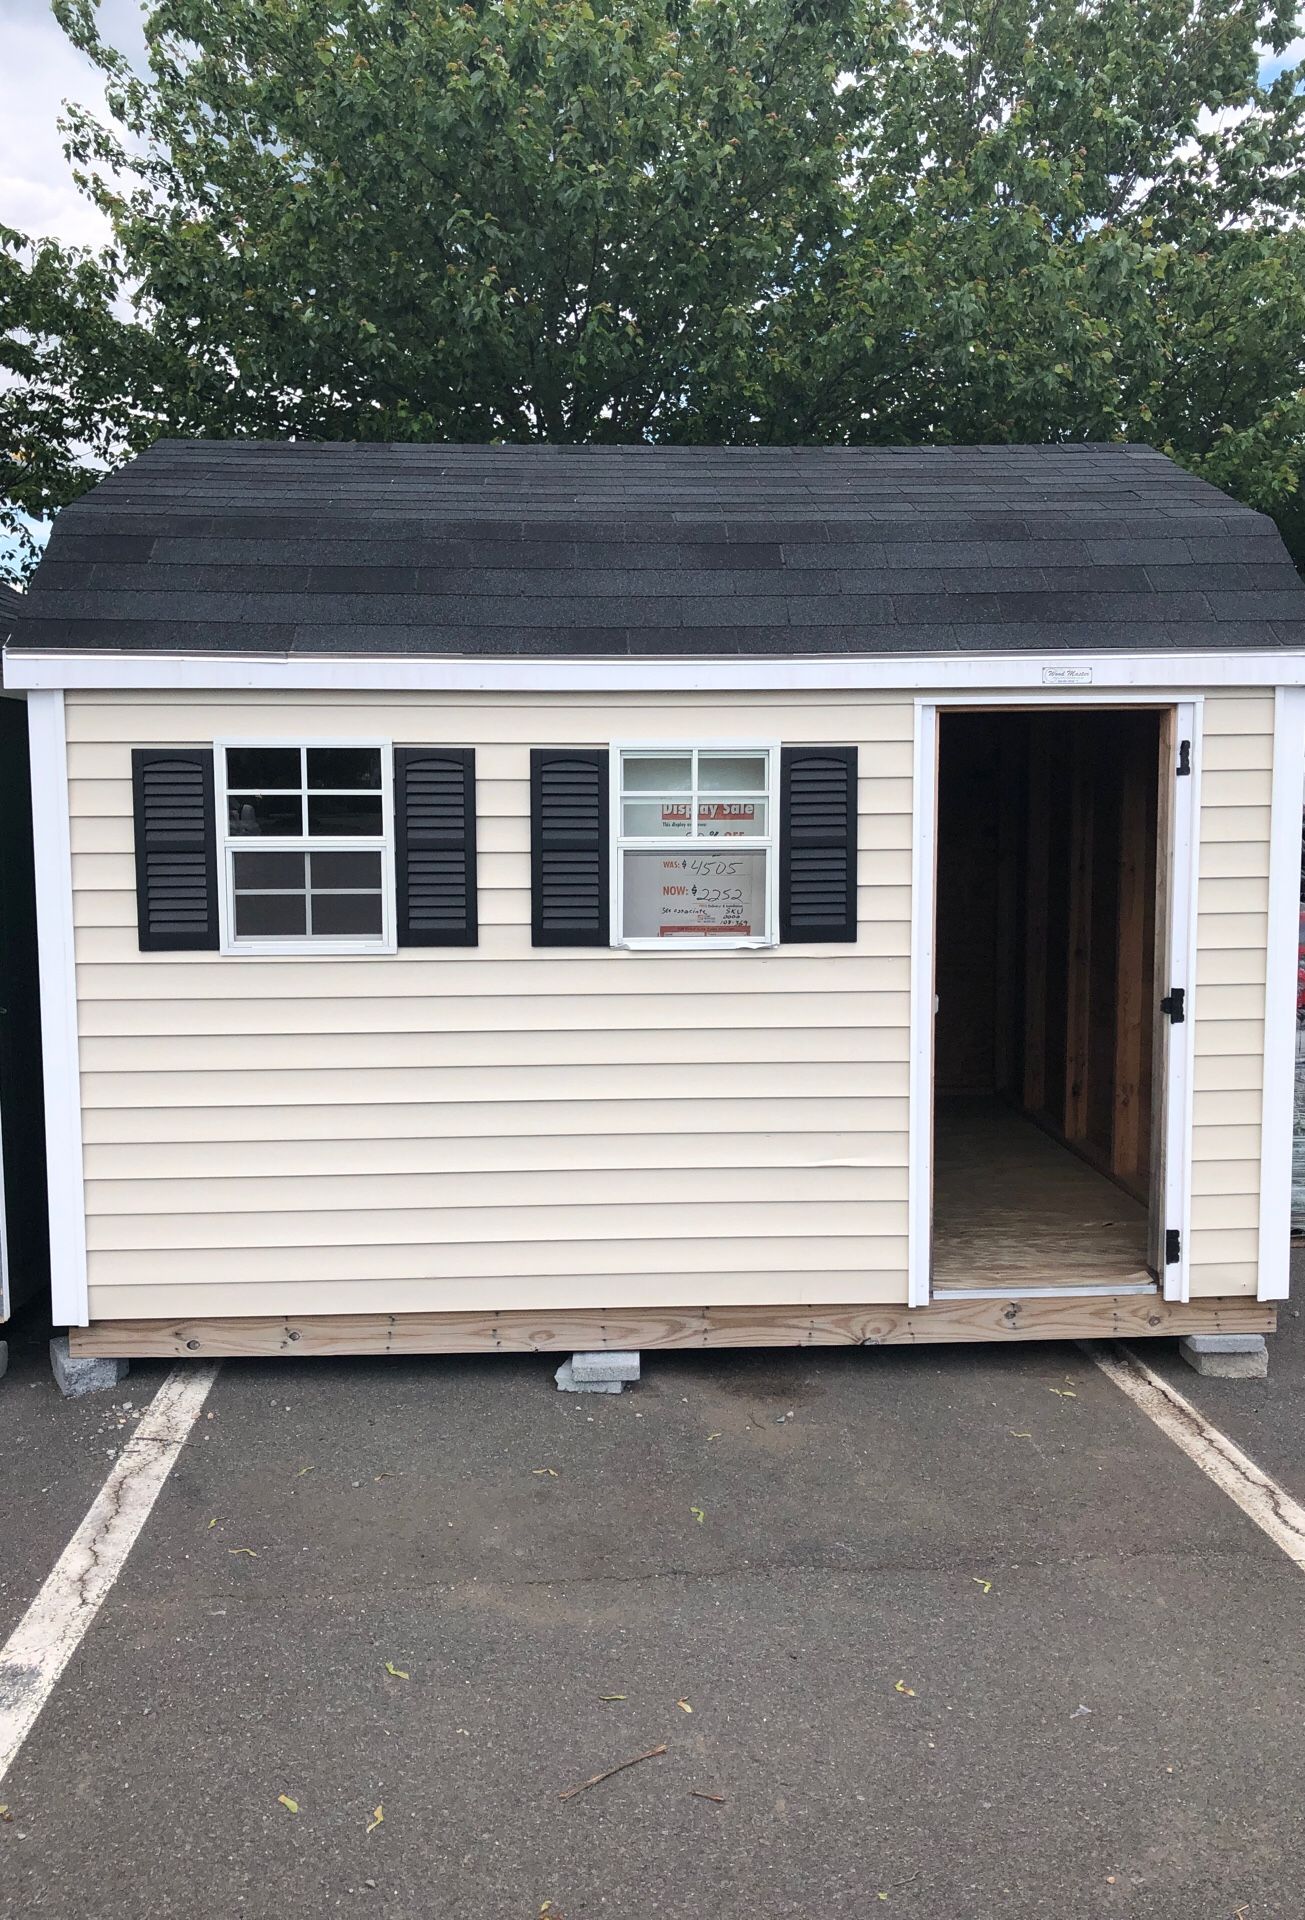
[[1, 1298, 1303, 1919]]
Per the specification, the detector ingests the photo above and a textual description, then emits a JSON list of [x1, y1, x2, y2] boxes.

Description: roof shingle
[[13, 442, 1304, 658]]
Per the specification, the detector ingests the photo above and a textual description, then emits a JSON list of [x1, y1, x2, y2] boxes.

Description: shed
[[6, 442, 1304, 1363]]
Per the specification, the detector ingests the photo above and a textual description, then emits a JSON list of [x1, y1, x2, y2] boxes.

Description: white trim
[[1258, 687, 1305, 1300], [27, 691, 88, 1327], [6, 648, 1305, 694], [608, 742, 778, 951], [907, 702, 938, 1308], [943, 1282, 1158, 1300], [1163, 702, 1201, 1303], [215, 739, 397, 957]]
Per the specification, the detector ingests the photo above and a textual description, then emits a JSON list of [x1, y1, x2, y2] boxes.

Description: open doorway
[[931, 708, 1167, 1294]]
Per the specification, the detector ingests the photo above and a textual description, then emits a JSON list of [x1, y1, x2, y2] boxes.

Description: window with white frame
[[219, 744, 394, 950], [614, 746, 776, 947]]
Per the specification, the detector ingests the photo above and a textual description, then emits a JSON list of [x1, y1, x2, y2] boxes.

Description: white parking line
[[1090, 1342, 1305, 1570], [0, 1362, 219, 1787]]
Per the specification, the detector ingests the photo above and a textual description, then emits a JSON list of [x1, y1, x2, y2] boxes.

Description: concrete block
[[555, 1359, 624, 1394], [50, 1335, 129, 1398], [569, 1350, 641, 1384], [1179, 1334, 1268, 1379]]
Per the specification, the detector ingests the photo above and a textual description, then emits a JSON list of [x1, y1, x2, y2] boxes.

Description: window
[[218, 743, 395, 952], [613, 746, 776, 948]]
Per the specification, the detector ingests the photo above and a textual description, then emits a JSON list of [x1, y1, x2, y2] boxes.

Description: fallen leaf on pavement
[[1008, 1431, 1033, 1438], [367, 1804, 384, 1834], [297, 1466, 315, 1477], [1070, 1704, 1092, 1719], [598, 1694, 627, 1703], [894, 1681, 915, 1697], [532, 1467, 559, 1478], [207, 1518, 219, 1529], [973, 1578, 993, 1595], [0, 1806, 11, 1822], [677, 1699, 693, 1713], [384, 1662, 409, 1680], [707, 1433, 723, 1441], [690, 1791, 725, 1804], [229, 1547, 258, 1558], [277, 1795, 299, 1814], [690, 1506, 705, 1524], [1048, 1387, 1077, 1399]]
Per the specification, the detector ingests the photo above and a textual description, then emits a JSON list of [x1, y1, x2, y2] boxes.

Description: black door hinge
[[1165, 1228, 1182, 1265], [1160, 987, 1186, 1023], [1177, 740, 1191, 776]]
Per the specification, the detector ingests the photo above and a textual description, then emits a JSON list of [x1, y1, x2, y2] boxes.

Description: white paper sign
[[623, 850, 767, 938]]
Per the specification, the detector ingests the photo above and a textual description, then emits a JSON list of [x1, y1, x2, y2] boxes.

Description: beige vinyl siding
[[71, 689, 915, 1321], [70, 684, 1277, 1321], [1188, 694, 1274, 1297]]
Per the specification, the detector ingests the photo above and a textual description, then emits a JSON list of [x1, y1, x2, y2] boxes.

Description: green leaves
[[5, 0, 1305, 582]]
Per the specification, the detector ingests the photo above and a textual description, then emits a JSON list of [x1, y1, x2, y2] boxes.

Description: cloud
[[0, 0, 148, 249]]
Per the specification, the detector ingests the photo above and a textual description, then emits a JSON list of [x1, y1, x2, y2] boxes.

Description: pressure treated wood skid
[[72, 1296, 1275, 1358]]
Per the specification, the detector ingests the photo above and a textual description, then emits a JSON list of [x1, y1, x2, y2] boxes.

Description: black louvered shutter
[[131, 749, 219, 952], [395, 748, 478, 947], [780, 745, 858, 943], [530, 749, 609, 946]]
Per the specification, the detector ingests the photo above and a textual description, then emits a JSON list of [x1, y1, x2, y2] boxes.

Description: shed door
[[1152, 703, 1199, 1302]]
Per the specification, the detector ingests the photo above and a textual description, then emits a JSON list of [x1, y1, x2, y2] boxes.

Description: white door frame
[[908, 694, 1202, 1309]]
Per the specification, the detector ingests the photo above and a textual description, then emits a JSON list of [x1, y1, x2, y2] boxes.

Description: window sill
[[220, 940, 398, 959], [612, 937, 776, 954]]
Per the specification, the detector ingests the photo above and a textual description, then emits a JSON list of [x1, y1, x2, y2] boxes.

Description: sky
[[1, 0, 146, 249]]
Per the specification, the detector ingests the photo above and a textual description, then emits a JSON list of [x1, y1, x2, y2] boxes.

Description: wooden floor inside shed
[[931, 1100, 1152, 1293]]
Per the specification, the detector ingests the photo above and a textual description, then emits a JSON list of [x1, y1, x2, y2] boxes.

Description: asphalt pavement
[[1, 1279, 1304, 1920]]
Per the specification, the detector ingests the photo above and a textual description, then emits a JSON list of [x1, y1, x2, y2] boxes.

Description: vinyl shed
[[6, 441, 1305, 1363]]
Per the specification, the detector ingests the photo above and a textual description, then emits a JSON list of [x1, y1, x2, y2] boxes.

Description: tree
[[1, 224, 147, 578], [5, 0, 1305, 583], [769, 0, 1305, 555]]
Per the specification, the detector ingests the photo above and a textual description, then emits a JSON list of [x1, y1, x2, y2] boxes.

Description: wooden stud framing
[[70, 1295, 1275, 1359], [1022, 725, 1051, 1114], [1112, 745, 1149, 1179], [993, 721, 1021, 1093], [1063, 731, 1095, 1140]]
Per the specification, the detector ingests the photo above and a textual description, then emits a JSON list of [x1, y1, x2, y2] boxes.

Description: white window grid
[[216, 740, 397, 956], [609, 742, 779, 951]]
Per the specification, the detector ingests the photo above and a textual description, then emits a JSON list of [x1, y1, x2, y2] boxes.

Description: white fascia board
[[5, 647, 1305, 693]]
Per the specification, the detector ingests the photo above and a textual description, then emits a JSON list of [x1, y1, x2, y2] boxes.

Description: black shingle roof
[[12, 442, 1305, 658], [0, 583, 26, 683]]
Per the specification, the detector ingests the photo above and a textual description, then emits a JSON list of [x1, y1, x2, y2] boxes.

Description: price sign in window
[[616, 748, 775, 946]]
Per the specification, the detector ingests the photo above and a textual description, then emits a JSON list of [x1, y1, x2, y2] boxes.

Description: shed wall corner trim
[[28, 689, 88, 1327], [1258, 685, 1305, 1300]]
